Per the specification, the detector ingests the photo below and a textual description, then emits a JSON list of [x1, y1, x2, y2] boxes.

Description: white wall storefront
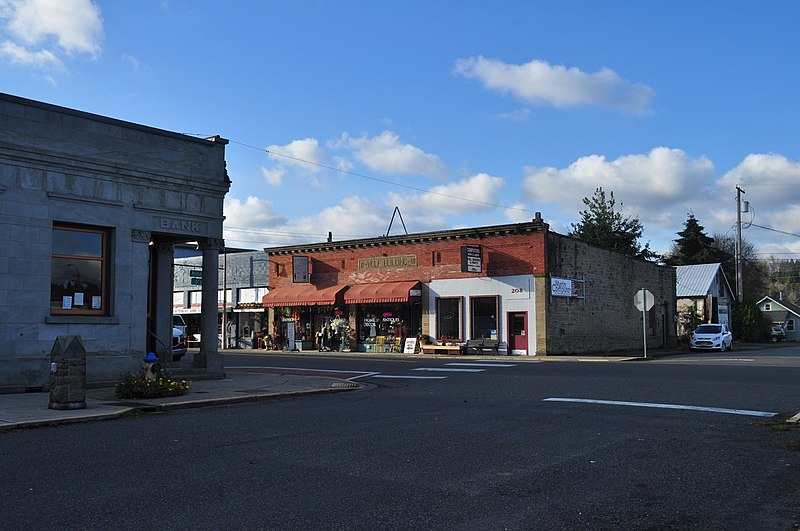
[[426, 274, 537, 356]]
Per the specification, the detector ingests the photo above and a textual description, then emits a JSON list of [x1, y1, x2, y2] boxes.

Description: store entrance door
[[507, 312, 528, 356]]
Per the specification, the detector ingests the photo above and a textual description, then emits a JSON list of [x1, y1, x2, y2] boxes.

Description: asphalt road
[[2, 345, 799, 530]]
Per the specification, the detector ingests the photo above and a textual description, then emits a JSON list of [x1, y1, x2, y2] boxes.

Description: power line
[[749, 223, 800, 239]]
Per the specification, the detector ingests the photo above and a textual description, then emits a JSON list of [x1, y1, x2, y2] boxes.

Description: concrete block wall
[[0, 93, 229, 392], [544, 233, 677, 354]]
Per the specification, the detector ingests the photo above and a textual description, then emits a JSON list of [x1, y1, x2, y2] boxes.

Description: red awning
[[261, 284, 347, 307], [344, 281, 421, 304]]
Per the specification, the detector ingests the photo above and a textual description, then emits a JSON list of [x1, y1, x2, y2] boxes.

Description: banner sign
[[551, 277, 585, 298]]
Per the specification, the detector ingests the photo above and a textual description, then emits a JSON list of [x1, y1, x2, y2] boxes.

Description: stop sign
[[634, 289, 655, 311]]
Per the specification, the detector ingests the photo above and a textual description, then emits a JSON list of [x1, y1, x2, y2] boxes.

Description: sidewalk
[[0, 371, 362, 432]]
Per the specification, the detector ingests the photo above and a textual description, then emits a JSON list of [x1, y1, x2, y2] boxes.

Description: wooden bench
[[464, 338, 499, 355], [421, 344, 463, 355]]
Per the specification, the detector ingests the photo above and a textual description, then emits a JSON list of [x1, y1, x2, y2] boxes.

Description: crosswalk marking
[[446, 362, 516, 368], [413, 367, 485, 373], [370, 375, 448, 379]]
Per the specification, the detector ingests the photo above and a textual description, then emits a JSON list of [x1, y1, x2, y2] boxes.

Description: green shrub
[[731, 299, 767, 342], [114, 370, 190, 399]]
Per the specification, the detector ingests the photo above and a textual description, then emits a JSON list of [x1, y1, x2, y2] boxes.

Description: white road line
[[446, 363, 516, 367], [543, 398, 777, 418], [413, 367, 486, 373], [228, 365, 368, 374], [370, 375, 448, 379], [347, 372, 381, 380], [707, 358, 755, 362]]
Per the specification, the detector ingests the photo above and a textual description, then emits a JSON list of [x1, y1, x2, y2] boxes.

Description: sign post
[[634, 288, 655, 358]]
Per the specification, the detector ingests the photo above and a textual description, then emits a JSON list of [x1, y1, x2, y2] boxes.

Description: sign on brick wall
[[461, 245, 482, 273], [551, 277, 585, 298], [358, 254, 418, 271]]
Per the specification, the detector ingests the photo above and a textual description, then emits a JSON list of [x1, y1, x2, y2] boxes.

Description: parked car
[[172, 314, 188, 336], [770, 325, 786, 342], [689, 324, 733, 352], [172, 327, 188, 361]]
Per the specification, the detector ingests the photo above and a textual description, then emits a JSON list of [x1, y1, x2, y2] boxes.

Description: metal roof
[[675, 263, 724, 297]]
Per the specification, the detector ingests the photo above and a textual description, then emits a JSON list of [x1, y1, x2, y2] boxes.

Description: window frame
[[435, 297, 463, 342], [50, 223, 111, 316], [469, 295, 499, 340]]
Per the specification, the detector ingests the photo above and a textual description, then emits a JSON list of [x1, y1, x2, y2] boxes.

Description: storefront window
[[436, 297, 462, 341], [50, 224, 109, 315], [470, 296, 498, 339], [358, 304, 408, 340]]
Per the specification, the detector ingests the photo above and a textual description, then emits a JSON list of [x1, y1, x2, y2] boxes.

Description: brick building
[[262, 214, 677, 355]]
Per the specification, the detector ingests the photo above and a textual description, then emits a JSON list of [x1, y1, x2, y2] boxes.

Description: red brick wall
[[268, 232, 547, 288]]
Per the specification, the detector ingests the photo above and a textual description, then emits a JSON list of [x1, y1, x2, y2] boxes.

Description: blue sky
[[2, 0, 800, 259]]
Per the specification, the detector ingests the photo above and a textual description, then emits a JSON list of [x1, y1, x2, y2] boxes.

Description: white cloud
[[333, 131, 449, 179], [224, 196, 287, 228], [714, 154, 800, 253], [503, 202, 532, 223], [522, 147, 716, 251], [0, 39, 61, 68], [266, 137, 329, 172], [223, 196, 288, 248], [0, 0, 103, 69], [224, 195, 396, 249], [766, 205, 800, 239], [261, 137, 332, 188], [260, 166, 285, 186], [523, 147, 714, 209], [454, 55, 654, 115], [386, 172, 506, 229], [717, 153, 800, 204], [292, 196, 389, 240]]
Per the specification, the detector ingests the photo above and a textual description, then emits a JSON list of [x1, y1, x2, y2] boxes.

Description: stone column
[[154, 243, 174, 364], [195, 237, 224, 376]]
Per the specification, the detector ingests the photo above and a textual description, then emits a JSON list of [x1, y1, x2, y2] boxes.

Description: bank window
[[470, 296, 498, 340], [436, 297, 462, 341], [50, 224, 110, 315]]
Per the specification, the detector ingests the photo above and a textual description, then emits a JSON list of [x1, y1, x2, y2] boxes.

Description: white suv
[[689, 324, 733, 352]]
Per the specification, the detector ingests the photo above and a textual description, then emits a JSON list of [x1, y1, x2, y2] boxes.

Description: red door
[[507, 312, 528, 355]]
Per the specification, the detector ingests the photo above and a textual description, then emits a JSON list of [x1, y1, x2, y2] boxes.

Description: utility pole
[[735, 186, 745, 302]]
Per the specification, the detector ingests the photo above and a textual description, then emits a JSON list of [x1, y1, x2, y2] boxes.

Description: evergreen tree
[[569, 187, 658, 261], [665, 213, 718, 265]]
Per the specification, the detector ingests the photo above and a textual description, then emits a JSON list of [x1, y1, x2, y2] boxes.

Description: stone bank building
[[0, 93, 229, 392], [263, 215, 677, 355]]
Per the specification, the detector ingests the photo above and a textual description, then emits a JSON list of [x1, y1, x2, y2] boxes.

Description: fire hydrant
[[143, 352, 161, 381]]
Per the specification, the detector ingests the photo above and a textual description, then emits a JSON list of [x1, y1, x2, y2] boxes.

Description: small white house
[[675, 263, 733, 336]]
